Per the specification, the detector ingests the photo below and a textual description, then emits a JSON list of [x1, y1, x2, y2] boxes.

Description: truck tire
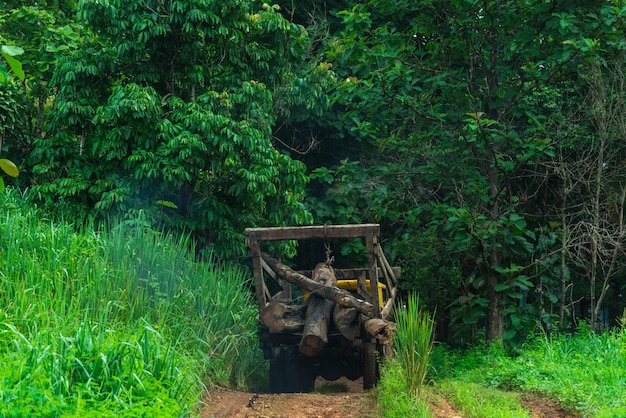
[[298, 362, 316, 393], [269, 349, 286, 393], [283, 346, 316, 393], [363, 341, 378, 390], [283, 345, 301, 393]]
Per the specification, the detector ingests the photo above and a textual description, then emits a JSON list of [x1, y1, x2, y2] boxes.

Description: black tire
[[284, 345, 317, 393], [299, 362, 316, 393], [362, 341, 378, 390], [283, 345, 301, 393], [269, 349, 285, 393]]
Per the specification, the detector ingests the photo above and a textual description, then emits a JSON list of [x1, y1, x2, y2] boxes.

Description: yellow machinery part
[[303, 279, 386, 307]]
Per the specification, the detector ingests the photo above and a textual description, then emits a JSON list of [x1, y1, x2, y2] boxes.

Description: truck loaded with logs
[[244, 224, 399, 393]]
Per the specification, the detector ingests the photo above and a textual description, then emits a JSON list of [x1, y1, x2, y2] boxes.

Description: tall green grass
[[0, 189, 263, 416], [376, 360, 432, 418], [489, 327, 626, 417], [377, 294, 436, 417], [430, 324, 626, 417], [437, 381, 530, 418], [394, 293, 436, 397]]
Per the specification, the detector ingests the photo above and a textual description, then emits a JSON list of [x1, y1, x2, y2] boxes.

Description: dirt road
[[202, 377, 376, 418], [201, 377, 577, 418]]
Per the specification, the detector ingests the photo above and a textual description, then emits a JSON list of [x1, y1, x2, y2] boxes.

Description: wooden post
[[366, 235, 381, 317], [248, 238, 267, 310]]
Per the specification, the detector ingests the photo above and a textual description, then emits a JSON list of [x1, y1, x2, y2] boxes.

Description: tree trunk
[[299, 263, 337, 357], [260, 295, 306, 333], [485, 267, 504, 341], [363, 317, 393, 341], [261, 253, 377, 317], [333, 304, 360, 340]]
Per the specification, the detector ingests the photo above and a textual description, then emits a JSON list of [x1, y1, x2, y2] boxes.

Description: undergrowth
[[0, 189, 263, 416], [429, 325, 626, 417]]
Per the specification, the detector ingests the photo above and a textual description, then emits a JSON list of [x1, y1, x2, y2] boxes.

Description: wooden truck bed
[[245, 224, 399, 392]]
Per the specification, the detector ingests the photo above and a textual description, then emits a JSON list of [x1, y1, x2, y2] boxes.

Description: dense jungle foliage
[[3, 0, 626, 345]]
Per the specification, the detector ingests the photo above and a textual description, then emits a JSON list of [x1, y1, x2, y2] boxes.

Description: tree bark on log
[[260, 297, 306, 333], [363, 317, 393, 341], [261, 253, 377, 317], [333, 304, 360, 340], [300, 263, 337, 357]]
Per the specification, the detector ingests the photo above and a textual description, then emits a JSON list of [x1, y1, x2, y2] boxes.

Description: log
[[260, 294, 306, 333], [333, 304, 360, 340], [299, 263, 337, 357], [381, 287, 398, 321], [364, 317, 393, 341], [261, 253, 377, 317]]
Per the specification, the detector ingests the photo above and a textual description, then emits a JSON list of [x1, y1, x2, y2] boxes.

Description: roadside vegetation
[[0, 190, 263, 417], [378, 315, 626, 417]]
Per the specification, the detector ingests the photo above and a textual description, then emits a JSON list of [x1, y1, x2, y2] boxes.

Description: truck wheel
[[363, 341, 378, 390], [299, 362, 316, 393], [283, 345, 301, 393], [269, 350, 286, 393], [283, 346, 316, 393]]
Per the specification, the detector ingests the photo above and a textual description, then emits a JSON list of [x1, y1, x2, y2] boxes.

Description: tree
[[0, 41, 24, 190], [30, 0, 334, 258], [1, 4, 81, 189], [311, 0, 626, 341], [549, 65, 626, 331]]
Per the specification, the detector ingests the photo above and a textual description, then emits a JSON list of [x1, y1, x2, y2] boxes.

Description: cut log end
[[364, 318, 393, 341], [299, 335, 326, 357]]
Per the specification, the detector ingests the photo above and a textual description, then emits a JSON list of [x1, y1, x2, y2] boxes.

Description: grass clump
[[377, 293, 435, 417], [376, 360, 432, 418], [394, 293, 435, 397], [0, 189, 263, 416]]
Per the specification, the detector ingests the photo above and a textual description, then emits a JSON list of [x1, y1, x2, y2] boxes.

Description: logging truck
[[244, 224, 399, 393]]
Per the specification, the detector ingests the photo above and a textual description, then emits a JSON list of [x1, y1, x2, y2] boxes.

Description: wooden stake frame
[[245, 224, 398, 319]]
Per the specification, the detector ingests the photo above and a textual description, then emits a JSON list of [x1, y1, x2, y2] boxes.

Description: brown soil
[[202, 378, 578, 418], [427, 392, 463, 418], [201, 377, 376, 418], [520, 394, 580, 418]]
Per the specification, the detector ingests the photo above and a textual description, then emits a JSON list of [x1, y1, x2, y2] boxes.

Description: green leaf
[[0, 63, 7, 84], [1, 45, 25, 81], [0, 176, 4, 192], [156, 200, 178, 209], [0, 159, 19, 178], [1, 45, 24, 57], [494, 283, 510, 292], [2, 54, 25, 81]]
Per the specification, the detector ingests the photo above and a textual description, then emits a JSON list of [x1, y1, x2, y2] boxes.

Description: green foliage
[[27, 0, 334, 258], [394, 294, 436, 397], [376, 360, 432, 418], [483, 330, 626, 416], [0, 189, 265, 415], [0, 37, 23, 192], [1, 5, 83, 191], [438, 381, 530, 418], [0, 44, 24, 83], [431, 327, 626, 417], [305, 0, 626, 342]]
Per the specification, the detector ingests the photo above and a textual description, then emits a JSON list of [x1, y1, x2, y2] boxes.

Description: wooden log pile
[[259, 254, 393, 357]]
